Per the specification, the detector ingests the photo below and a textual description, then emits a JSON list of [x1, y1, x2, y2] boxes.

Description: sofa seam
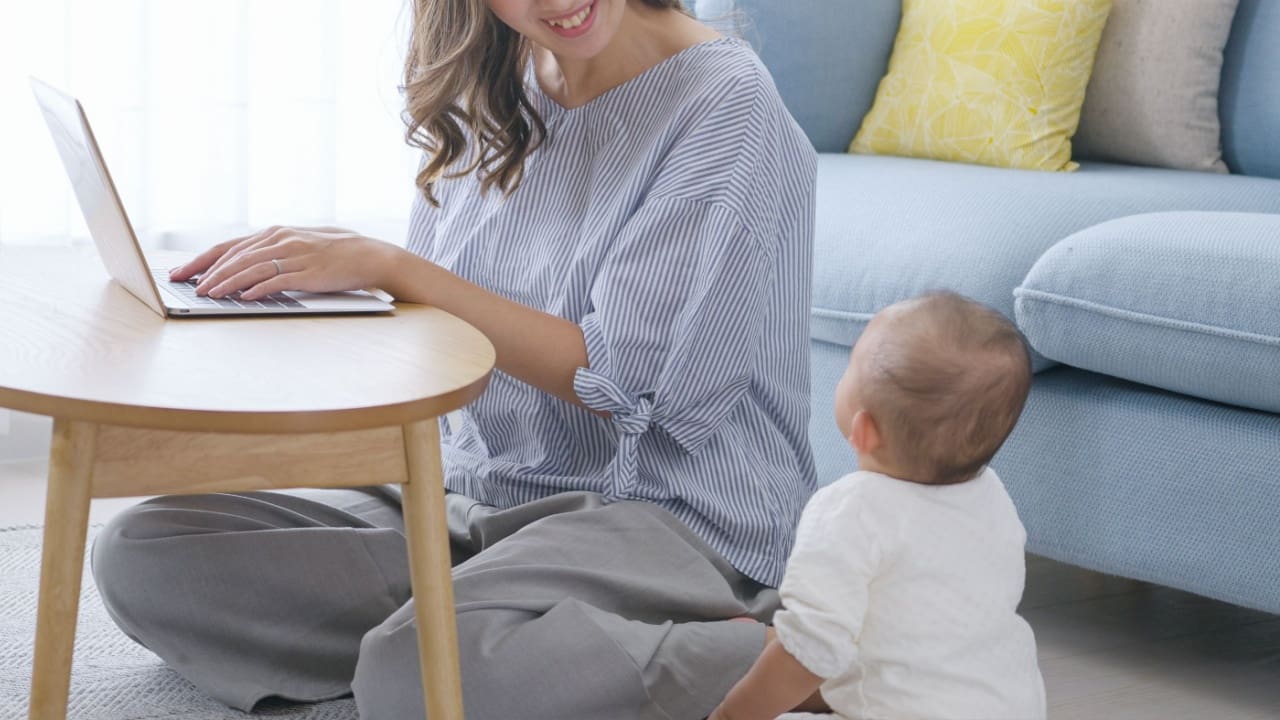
[[810, 307, 875, 322], [1014, 288, 1280, 347]]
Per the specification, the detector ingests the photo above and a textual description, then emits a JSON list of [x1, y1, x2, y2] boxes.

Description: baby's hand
[[711, 631, 828, 720]]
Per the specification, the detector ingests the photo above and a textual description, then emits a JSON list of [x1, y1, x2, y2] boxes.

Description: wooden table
[[0, 245, 494, 720]]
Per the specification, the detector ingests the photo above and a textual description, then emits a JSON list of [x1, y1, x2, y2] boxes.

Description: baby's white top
[[773, 468, 1046, 720]]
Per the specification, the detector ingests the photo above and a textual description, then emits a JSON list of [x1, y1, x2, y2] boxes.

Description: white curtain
[[0, 0, 422, 250]]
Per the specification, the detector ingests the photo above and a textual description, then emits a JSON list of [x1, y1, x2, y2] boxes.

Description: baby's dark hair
[[861, 291, 1033, 485]]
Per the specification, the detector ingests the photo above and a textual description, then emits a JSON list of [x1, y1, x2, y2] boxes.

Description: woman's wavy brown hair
[[402, 0, 689, 206]]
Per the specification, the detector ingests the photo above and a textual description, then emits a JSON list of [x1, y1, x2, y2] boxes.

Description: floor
[[3, 458, 1279, 720]]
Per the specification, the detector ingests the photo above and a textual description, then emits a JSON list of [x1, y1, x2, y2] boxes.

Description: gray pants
[[90, 488, 777, 719]]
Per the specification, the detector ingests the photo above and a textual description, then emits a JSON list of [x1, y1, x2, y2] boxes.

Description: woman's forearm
[[381, 246, 594, 409]]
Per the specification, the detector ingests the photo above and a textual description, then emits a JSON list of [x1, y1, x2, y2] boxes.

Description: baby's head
[[835, 291, 1033, 485]]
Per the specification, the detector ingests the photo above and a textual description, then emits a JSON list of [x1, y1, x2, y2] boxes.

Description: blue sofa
[[698, 0, 1280, 614]]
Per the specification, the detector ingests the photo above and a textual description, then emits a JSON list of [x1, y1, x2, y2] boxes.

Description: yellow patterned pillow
[[851, 0, 1112, 171]]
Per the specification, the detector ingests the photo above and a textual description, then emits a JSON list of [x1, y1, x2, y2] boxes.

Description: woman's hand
[[169, 225, 405, 301]]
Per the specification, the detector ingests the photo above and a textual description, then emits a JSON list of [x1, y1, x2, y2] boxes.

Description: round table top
[[0, 245, 495, 433]]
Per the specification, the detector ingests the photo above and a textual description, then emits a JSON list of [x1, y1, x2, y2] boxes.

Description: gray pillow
[[1074, 0, 1239, 173]]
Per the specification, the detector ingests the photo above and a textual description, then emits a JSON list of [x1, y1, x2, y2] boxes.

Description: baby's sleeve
[[772, 481, 883, 680]]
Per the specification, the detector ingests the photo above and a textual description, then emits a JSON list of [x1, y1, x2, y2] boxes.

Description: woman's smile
[[542, 0, 598, 38]]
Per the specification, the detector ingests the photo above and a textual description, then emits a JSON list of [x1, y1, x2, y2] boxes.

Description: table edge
[[0, 372, 491, 434]]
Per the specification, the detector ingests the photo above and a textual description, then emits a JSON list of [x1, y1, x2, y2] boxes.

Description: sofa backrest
[[695, 0, 901, 153], [1221, 0, 1280, 180], [698, 0, 1280, 180]]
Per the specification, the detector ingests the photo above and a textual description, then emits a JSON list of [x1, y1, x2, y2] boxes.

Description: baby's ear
[[849, 409, 883, 455]]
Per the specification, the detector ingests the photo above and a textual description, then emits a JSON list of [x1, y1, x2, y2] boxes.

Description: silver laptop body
[[29, 76, 394, 317]]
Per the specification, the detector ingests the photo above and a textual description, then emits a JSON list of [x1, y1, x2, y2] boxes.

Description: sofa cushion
[[1073, 0, 1237, 173], [1014, 212, 1280, 414], [1221, 0, 1280, 179], [811, 154, 1280, 371], [695, 0, 900, 153], [851, 0, 1110, 172]]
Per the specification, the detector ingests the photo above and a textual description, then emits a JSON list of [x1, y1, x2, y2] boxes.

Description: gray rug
[[0, 525, 358, 719]]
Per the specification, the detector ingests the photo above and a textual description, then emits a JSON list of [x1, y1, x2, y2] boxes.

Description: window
[[0, 0, 421, 250]]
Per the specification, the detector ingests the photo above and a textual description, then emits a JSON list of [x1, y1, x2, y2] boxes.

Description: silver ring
[[271, 259, 283, 276]]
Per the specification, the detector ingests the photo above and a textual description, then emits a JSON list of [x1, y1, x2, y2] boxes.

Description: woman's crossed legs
[[91, 488, 776, 719]]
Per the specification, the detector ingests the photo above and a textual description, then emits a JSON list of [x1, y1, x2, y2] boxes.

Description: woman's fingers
[[198, 241, 296, 295], [239, 269, 309, 301], [169, 238, 242, 282], [198, 233, 280, 291], [207, 260, 286, 298], [196, 228, 299, 294]]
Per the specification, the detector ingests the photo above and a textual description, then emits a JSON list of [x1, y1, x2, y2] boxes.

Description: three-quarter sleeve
[[772, 483, 883, 680], [572, 195, 773, 499]]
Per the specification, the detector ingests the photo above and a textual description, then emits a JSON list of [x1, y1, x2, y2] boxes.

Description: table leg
[[400, 419, 464, 720], [28, 420, 96, 720]]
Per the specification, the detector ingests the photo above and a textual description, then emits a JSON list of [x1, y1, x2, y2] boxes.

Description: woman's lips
[[543, 0, 597, 38]]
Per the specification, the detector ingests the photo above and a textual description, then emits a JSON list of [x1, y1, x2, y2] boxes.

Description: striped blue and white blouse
[[405, 36, 817, 586]]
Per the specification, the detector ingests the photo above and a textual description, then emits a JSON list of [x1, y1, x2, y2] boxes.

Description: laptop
[[29, 76, 395, 317]]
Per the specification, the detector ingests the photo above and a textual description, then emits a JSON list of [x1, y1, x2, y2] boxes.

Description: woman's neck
[[533, 1, 719, 109]]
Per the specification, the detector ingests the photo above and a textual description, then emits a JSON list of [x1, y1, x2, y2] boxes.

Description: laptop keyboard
[[153, 269, 304, 310]]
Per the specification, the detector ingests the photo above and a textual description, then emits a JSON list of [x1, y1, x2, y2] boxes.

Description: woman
[[91, 0, 817, 717]]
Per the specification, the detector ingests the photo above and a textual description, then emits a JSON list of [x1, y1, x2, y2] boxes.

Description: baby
[[712, 291, 1045, 720]]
